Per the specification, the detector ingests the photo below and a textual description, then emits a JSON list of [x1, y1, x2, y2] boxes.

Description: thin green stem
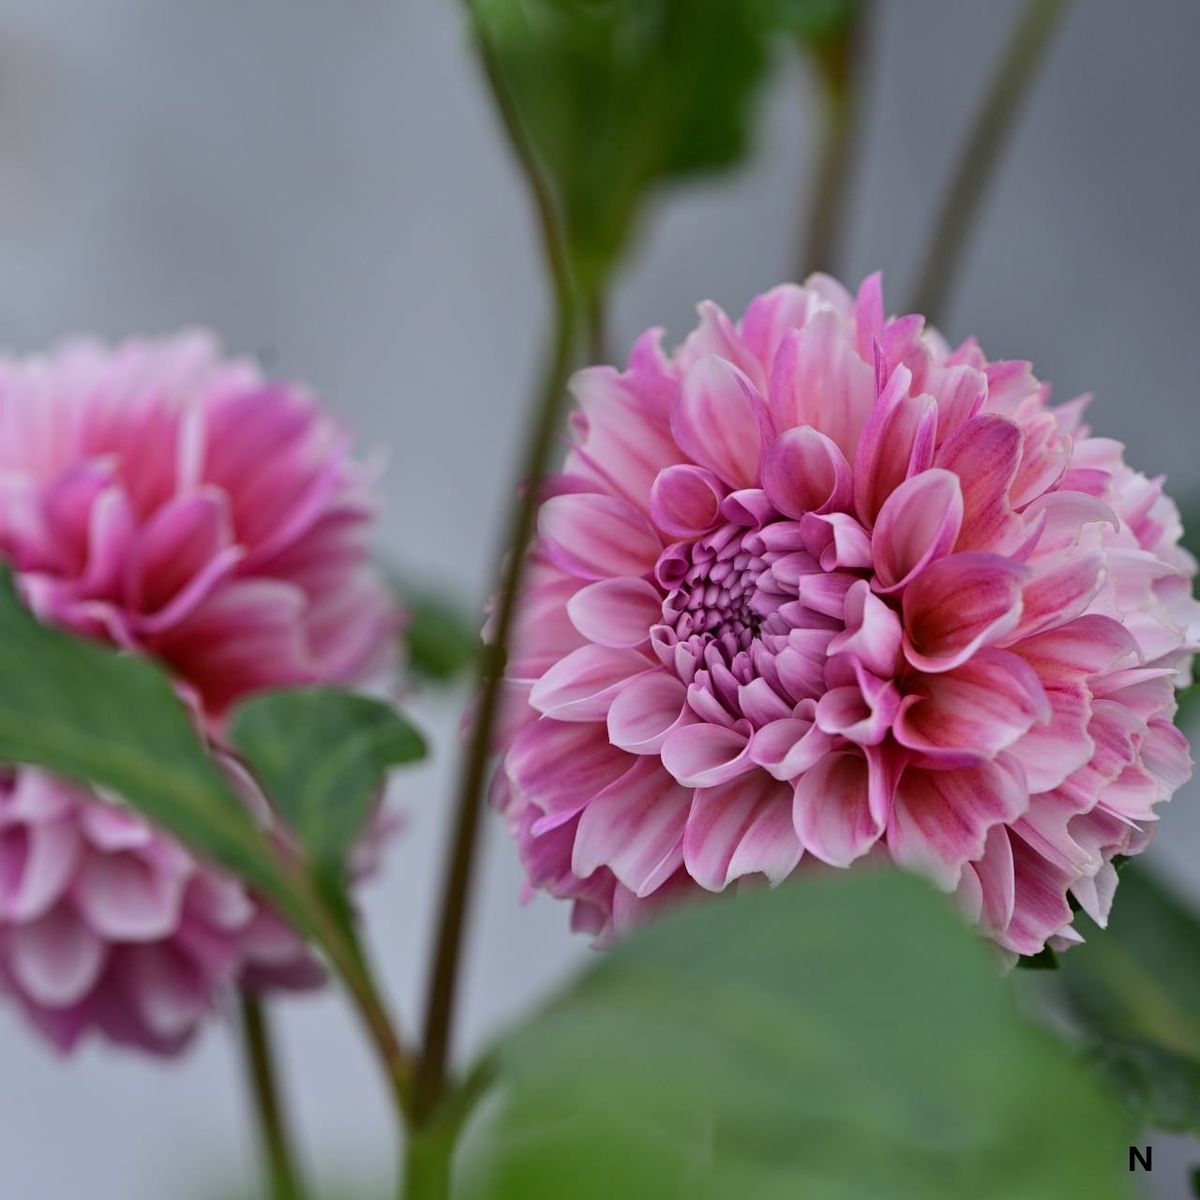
[[586, 288, 609, 365], [909, 0, 1072, 322], [239, 994, 307, 1200], [413, 3, 582, 1128], [797, 4, 871, 279]]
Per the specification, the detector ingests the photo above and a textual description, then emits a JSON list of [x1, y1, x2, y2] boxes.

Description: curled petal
[[607, 672, 692, 755], [649, 465, 725, 538], [661, 720, 755, 788], [672, 355, 764, 488], [761, 427, 851, 519], [902, 551, 1026, 672], [872, 469, 963, 592], [792, 748, 889, 868], [529, 645, 653, 722]]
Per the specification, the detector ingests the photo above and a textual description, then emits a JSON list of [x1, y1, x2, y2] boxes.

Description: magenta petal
[[889, 759, 1027, 889], [934, 415, 1022, 551], [567, 577, 662, 649], [761, 427, 851, 519], [827, 580, 902, 677], [649, 465, 725, 538], [607, 672, 692, 754], [529, 644, 652, 722], [8, 904, 108, 1007], [538, 493, 661, 581], [661, 720, 755, 787], [672, 355, 764, 488], [73, 852, 187, 942], [0, 819, 81, 922], [750, 706, 833, 780], [684, 774, 798, 890], [572, 759, 691, 896], [1006, 683, 1094, 792], [507, 719, 631, 818], [767, 310, 874, 457], [895, 649, 1050, 764], [792, 749, 885, 867], [872, 469, 964, 592], [902, 551, 1027, 672]]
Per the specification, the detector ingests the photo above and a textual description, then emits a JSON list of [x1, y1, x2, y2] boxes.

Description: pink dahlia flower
[[495, 273, 1199, 957], [0, 332, 397, 1051]]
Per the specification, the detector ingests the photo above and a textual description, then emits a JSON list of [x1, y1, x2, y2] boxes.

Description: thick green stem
[[413, 3, 582, 1130], [239, 995, 307, 1200], [400, 1124, 454, 1200], [797, 4, 871, 279], [909, 0, 1072, 322]]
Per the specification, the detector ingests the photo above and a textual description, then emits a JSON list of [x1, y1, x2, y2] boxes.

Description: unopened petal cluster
[[495, 274, 1198, 955]]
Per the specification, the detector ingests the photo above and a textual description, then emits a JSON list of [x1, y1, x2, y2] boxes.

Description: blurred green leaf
[[0, 568, 284, 901], [1058, 864, 1200, 1133], [1087, 1038, 1200, 1133], [399, 585, 480, 685], [758, 0, 858, 41], [230, 687, 425, 895], [470, 0, 776, 292], [457, 871, 1131, 1199]]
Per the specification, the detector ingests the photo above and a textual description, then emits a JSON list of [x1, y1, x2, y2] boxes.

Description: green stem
[[400, 1124, 454, 1200], [908, 0, 1072, 322], [413, 3, 582, 1128], [239, 994, 307, 1200], [797, 4, 871, 279]]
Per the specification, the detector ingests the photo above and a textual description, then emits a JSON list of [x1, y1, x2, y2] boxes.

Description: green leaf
[[1086, 1038, 1200, 1133], [471, 0, 775, 292], [398, 584, 479, 685], [1057, 864, 1200, 1133], [457, 872, 1131, 1199], [758, 0, 858, 41], [229, 687, 425, 890], [0, 569, 283, 900]]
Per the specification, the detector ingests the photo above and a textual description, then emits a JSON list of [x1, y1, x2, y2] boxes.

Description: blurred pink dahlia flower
[[0, 332, 397, 1051], [495, 273, 1199, 957]]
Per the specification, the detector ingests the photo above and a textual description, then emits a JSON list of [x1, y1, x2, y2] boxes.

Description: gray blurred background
[[0, 1, 1196, 1196]]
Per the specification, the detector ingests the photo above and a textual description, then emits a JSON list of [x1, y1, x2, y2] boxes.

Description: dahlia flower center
[[659, 521, 768, 652]]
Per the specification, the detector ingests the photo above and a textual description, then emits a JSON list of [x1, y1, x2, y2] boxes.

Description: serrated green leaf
[[229, 687, 425, 891], [457, 872, 1131, 1199], [0, 568, 283, 901], [471, 0, 774, 292]]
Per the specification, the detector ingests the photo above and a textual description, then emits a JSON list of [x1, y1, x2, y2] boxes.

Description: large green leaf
[[456, 871, 1131, 1199], [471, 0, 775, 292], [0, 569, 282, 899], [1057, 864, 1200, 1134], [229, 687, 425, 890]]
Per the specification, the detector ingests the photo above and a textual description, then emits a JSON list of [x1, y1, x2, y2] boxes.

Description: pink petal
[[571, 759, 691, 896], [566, 577, 662, 649], [895, 649, 1050, 765], [529, 644, 652, 721], [902, 551, 1026, 672], [749, 707, 833, 780], [792, 749, 887, 867], [684, 774, 799, 890], [607, 672, 692, 754], [0, 819, 81, 922], [761, 427, 851, 518], [7, 904, 108, 1007], [661, 720, 756, 788], [827, 580, 902, 676], [853, 366, 937, 525], [888, 759, 1027, 889], [506, 719, 631, 819], [872, 469, 964, 592], [767, 310, 874, 457], [934, 415, 1022, 551], [1006, 682, 1093, 793], [672, 355, 764, 488], [649, 465, 725, 538], [538, 493, 661, 581], [73, 851, 187, 941]]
